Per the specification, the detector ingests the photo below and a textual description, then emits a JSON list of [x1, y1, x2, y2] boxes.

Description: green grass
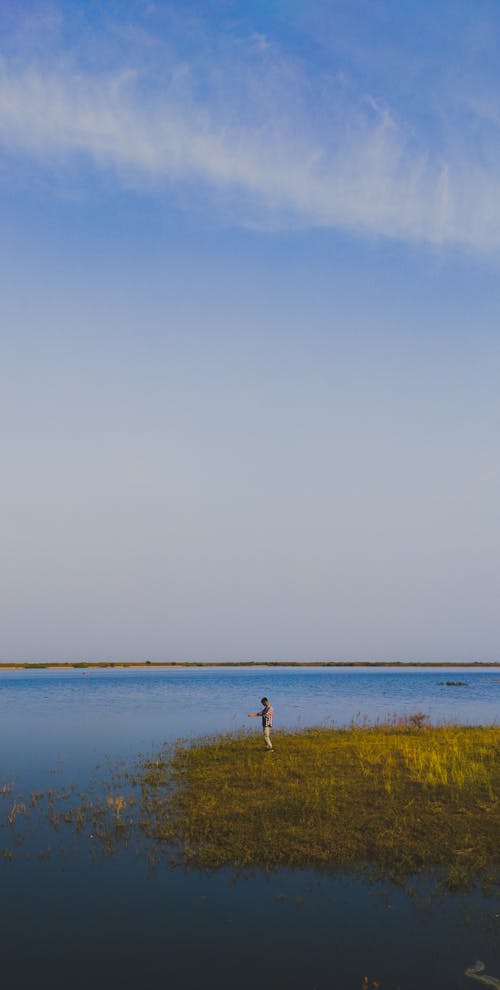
[[136, 720, 499, 888]]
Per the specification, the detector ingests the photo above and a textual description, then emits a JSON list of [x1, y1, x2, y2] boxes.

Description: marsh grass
[[146, 721, 499, 887], [1, 720, 497, 890]]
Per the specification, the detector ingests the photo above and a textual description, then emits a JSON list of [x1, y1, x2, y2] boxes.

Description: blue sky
[[1, 0, 499, 661]]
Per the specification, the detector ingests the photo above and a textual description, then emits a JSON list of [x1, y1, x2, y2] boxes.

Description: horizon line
[[1, 660, 499, 670]]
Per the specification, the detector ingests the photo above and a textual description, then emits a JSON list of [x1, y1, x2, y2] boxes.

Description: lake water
[[1, 666, 498, 990]]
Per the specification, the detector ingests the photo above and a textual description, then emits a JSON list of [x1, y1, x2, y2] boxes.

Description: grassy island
[[133, 719, 499, 889], [2, 720, 498, 891]]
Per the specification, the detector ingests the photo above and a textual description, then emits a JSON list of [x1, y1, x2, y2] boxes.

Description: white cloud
[[0, 42, 500, 253]]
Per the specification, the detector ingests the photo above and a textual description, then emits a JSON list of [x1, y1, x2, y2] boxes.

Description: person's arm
[[247, 709, 264, 717]]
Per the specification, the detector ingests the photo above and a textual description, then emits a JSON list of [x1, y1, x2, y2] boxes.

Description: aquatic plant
[[149, 721, 499, 887], [106, 794, 126, 823], [7, 801, 26, 826]]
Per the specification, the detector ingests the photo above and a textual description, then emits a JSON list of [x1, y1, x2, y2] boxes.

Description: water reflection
[[0, 850, 498, 990]]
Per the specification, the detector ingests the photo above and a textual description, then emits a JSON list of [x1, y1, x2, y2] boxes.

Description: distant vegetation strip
[[1, 661, 499, 670]]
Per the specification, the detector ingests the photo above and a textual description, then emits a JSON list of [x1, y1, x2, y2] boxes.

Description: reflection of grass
[[153, 719, 499, 888]]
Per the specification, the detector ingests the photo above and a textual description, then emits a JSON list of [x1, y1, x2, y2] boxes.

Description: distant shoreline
[[0, 660, 499, 670]]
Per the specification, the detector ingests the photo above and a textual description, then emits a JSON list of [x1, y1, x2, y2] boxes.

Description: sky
[[1, 0, 500, 662]]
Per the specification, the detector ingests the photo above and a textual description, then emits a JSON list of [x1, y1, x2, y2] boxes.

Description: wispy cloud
[[0, 10, 499, 253]]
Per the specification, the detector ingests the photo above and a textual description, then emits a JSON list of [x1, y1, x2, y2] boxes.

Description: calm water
[[1, 666, 498, 787], [1, 666, 498, 990]]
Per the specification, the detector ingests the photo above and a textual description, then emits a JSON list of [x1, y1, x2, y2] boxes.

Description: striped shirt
[[260, 705, 273, 728]]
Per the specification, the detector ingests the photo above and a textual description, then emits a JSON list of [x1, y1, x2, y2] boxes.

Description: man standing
[[248, 697, 274, 750]]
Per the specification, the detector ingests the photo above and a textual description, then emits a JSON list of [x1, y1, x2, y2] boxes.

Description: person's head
[[261, 697, 269, 705]]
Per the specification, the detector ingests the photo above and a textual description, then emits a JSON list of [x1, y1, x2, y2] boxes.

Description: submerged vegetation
[[1, 719, 498, 891]]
